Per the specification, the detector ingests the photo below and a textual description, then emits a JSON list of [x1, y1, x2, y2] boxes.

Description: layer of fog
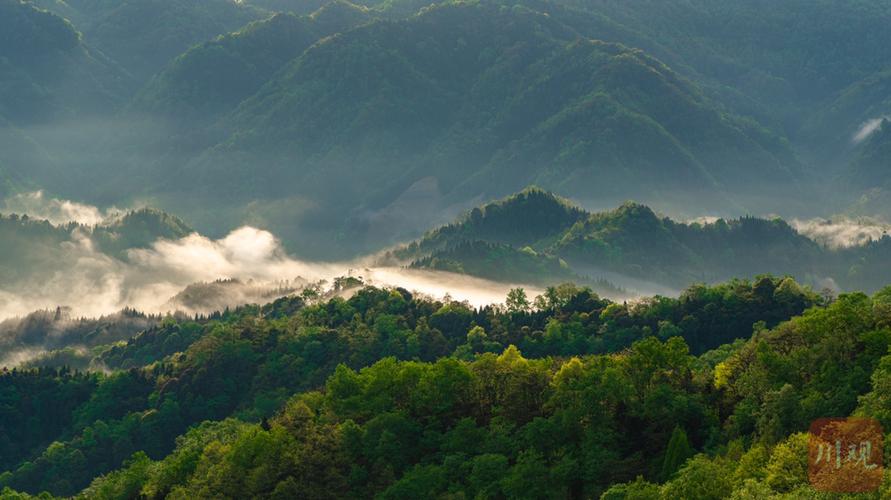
[[791, 217, 890, 249], [0, 347, 48, 370], [571, 264, 681, 298], [686, 215, 721, 226], [681, 211, 890, 250], [0, 225, 552, 321], [0, 191, 560, 328], [0, 306, 163, 369], [1, 190, 121, 226]]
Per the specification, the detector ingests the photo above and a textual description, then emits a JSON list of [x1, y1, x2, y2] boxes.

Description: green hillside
[[554, 203, 824, 287], [0, 0, 128, 119], [398, 188, 587, 256], [27, 0, 268, 82], [132, 5, 372, 125], [0, 0, 133, 194], [4, 2, 891, 499], [0, 277, 826, 496], [111, 2, 800, 256], [6, 0, 891, 246], [800, 72, 891, 166], [526, 0, 891, 144], [400, 188, 891, 292], [212, 1, 795, 199], [840, 119, 891, 215], [246, 0, 330, 15]]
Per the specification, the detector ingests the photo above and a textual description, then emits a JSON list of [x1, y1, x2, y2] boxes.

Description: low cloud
[[853, 117, 887, 144], [686, 215, 721, 225], [791, 217, 890, 249], [0, 198, 552, 322], [2, 190, 120, 225], [0, 347, 48, 370]]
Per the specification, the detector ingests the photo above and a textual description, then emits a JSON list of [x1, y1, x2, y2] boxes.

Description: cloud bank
[[791, 217, 890, 249], [0, 198, 549, 322], [1, 190, 120, 225]]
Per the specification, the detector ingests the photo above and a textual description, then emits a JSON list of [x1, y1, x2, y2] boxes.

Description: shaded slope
[[132, 4, 372, 124], [118, 2, 800, 256], [32, 0, 268, 82], [0, 0, 129, 191]]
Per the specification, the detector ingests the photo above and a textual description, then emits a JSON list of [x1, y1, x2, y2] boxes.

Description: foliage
[[0, 276, 828, 496]]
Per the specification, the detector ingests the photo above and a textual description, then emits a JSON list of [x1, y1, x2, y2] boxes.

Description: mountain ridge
[[104, 1, 802, 256], [396, 187, 891, 292]]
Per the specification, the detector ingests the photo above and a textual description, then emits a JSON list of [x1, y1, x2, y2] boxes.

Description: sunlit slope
[[131, 7, 373, 123], [401, 188, 891, 292]]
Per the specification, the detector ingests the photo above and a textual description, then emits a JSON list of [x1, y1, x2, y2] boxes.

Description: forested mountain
[[3, 0, 891, 253], [0, 0, 126, 122], [395, 188, 586, 259], [1, 279, 889, 498], [5, 1, 891, 498], [529, 0, 891, 162], [396, 188, 891, 292], [0, 307, 163, 367], [0, 0, 128, 193], [107, 6, 376, 199], [131, 6, 372, 124], [26, 0, 267, 82], [0, 277, 826, 497], [101, 1, 801, 256]]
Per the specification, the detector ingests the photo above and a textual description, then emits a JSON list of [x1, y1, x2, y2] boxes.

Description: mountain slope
[[397, 188, 587, 257], [132, 5, 372, 125], [840, 118, 891, 216], [0, 0, 126, 123], [38, 0, 267, 82], [0, 0, 130, 193], [541, 1, 891, 139], [0, 277, 826, 497], [87, 2, 374, 218], [398, 188, 891, 292], [847, 119, 891, 190], [110, 2, 799, 256], [210, 2, 797, 198]]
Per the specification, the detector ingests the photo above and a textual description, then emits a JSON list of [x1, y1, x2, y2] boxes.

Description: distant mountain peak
[[104, 207, 192, 233]]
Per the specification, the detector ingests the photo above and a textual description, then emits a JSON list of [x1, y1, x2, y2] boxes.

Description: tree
[[764, 433, 809, 493], [501, 450, 554, 499], [660, 426, 694, 481], [469, 453, 508, 498], [661, 455, 733, 500], [505, 288, 531, 314], [601, 476, 661, 499]]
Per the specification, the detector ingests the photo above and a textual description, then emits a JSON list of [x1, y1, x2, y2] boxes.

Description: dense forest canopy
[[0, 278, 889, 498]]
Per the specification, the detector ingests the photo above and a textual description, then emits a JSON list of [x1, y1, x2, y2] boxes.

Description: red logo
[[808, 417, 883, 492]]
